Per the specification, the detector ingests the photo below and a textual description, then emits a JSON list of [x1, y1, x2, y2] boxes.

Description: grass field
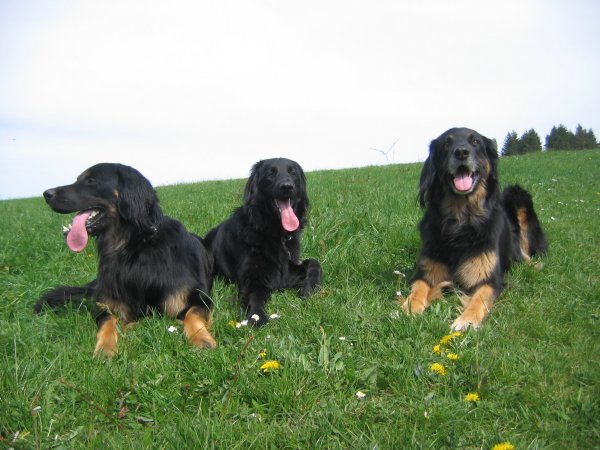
[[1, 150, 599, 449]]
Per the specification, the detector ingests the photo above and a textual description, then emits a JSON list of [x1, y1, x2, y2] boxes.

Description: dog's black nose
[[279, 182, 294, 194], [453, 147, 469, 160], [43, 189, 56, 201]]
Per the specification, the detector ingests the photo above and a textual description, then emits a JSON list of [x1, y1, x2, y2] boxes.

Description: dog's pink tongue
[[66, 211, 92, 253], [278, 199, 299, 232], [453, 174, 473, 192]]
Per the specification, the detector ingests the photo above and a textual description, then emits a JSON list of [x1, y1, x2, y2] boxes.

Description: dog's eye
[[468, 134, 480, 145], [269, 167, 277, 176], [85, 178, 97, 185], [288, 167, 297, 176]]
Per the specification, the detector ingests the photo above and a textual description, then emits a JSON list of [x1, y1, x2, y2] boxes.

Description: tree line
[[501, 124, 599, 156]]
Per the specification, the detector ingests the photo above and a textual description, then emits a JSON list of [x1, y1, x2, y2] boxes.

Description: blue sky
[[1, 0, 599, 199]]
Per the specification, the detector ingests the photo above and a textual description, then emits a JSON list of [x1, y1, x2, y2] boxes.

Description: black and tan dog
[[34, 163, 216, 357], [204, 158, 323, 326], [399, 127, 547, 330]]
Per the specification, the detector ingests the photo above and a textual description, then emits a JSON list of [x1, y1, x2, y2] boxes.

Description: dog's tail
[[33, 279, 97, 313], [502, 185, 548, 260]]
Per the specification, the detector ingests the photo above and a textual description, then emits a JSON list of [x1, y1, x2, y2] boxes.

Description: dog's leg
[[289, 259, 323, 298], [302, 259, 323, 297], [93, 312, 119, 358], [242, 286, 271, 326], [400, 258, 450, 314], [183, 306, 216, 349], [451, 284, 497, 331], [92, 299, 137, 358], [401, 280, 451, 313], [401, 280, 434, 314]]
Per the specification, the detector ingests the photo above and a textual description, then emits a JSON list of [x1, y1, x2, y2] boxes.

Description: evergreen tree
[[546, 124, 598, 150], [502, 129, 542, 155], [574, 124, 598, 149], [501, 130, 520, 156], [545, 125, 575, 150], [520, 129, 542, 153]]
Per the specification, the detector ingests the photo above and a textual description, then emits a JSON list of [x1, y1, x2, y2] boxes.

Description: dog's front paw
[[93, 333, 118, 358], [400, 296, 426, 315], [399, 280, 432, 315], [183, 307, 217, 349], [93, 316, 118, 358], [451, 315, 481, 332], [299, 259, 323, 298], [93, 341, 118, 358], [189, 331, 217, 349]]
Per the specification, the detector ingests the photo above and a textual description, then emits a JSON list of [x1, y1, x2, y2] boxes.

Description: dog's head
[[419, 127, 498, 208], [243, 158, 308, 232], [43, 163, 162, 252]]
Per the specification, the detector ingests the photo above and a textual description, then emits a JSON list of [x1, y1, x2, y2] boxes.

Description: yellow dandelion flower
[[452, 331, 463, 338], [491, 443, 515, 450], [430, 362, 446, 376], [260, 360, 281, 373], [259, 349, 267, 359], [439, 334, 453, 345], [227, 320, 238, 328], [447, 353, 459, 361], [464, 392, 480, 402], [433, 344, 441, 355]]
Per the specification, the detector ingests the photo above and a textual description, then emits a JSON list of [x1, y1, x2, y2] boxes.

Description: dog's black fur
[[204, 158, 322, 326], [400, 127, 547, 330], [34, 163, 216, 356]]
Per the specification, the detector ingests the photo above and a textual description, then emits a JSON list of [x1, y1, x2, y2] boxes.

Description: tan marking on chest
[[420, 257, 451, 285], [456, 251, 497, 288], [163, 289, 190, 318]]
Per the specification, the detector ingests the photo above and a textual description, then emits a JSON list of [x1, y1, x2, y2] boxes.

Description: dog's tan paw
[[183, 307, 217, 349], [451, 314, 481, 332], [400, 296, 426, 315], [399, 280, 433, 315], [93, 341, 117, 358], [93, 333, 118, 358], [189, 330, 217, 349], [93, 316, 118, 358]]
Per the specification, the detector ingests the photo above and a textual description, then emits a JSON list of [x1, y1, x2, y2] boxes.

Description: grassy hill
[[1, 150, 599, 448]]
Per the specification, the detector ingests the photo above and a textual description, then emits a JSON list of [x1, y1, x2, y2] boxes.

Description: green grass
[[1, 150, 599, 449]]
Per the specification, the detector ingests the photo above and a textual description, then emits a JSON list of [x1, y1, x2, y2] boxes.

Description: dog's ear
[[483, 136, 499, 161], [244, 160, 264, 205], [294, 162, 309, 220], [116, 165, 162, 232], [418, 140, 438, 208], [483, 136, 500, 189]]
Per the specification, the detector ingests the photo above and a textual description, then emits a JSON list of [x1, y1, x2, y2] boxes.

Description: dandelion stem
[[221, 335, 255, 419]]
